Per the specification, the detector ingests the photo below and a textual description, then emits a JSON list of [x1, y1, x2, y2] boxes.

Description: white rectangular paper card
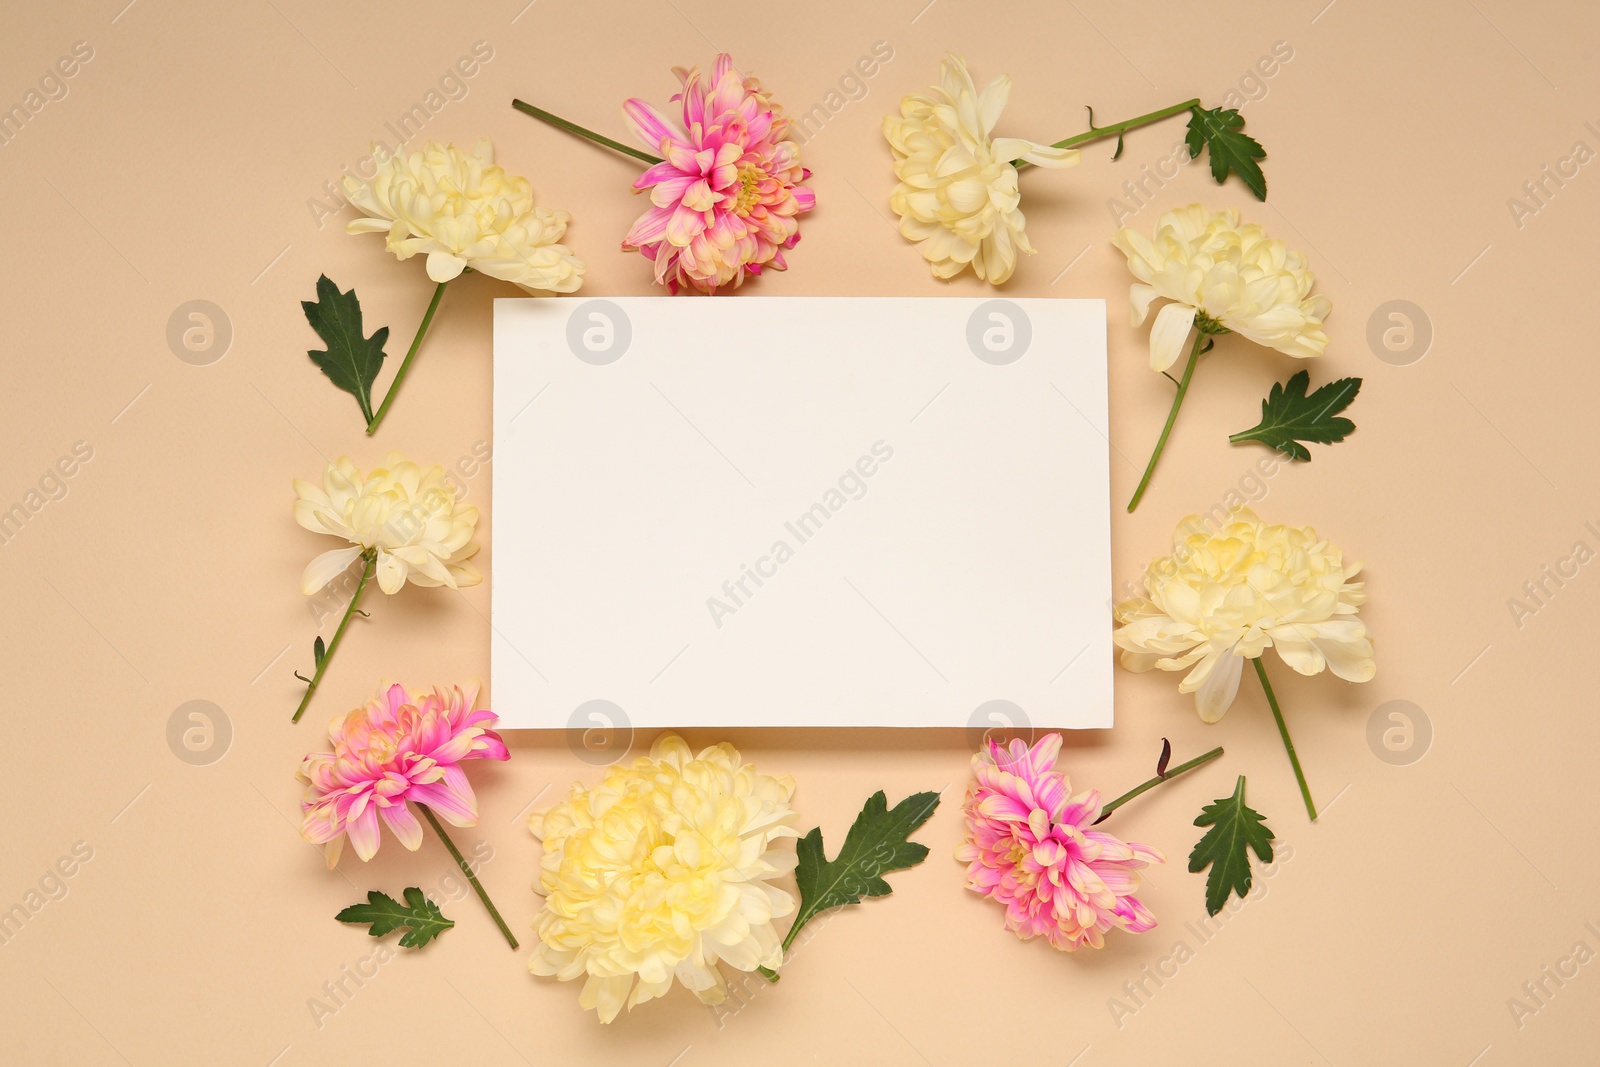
[[491, 297, 1112, 731]]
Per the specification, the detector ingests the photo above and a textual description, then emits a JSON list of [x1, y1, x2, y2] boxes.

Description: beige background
[[2, 0, 1595, 1063]]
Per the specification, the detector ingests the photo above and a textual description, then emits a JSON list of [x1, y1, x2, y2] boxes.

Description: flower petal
[[300, 546, 361, 595], [1148, 301, 1198, 372], [1193, 648, 1245, 723]]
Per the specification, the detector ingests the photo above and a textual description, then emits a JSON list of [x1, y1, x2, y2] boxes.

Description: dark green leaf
[[335, 888, 453, 949], [786, 790, 939, 950], [303, 275, 388, 424], [1188, 776, 1275, 916], [313, 635, 326, 666], [1229, 370, 1362, 462], [1186, 106, 1267, 200]]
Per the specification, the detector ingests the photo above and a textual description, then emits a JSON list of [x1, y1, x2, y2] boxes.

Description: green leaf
[[313, 635, 326, 667], [1188, 776, 1275, 916], [778, 790, 939, 966], [1229, 370, 1362, 462], [335, 888, 453, 949], [1186, 105, 1267, 200], [303, 275, 388, 424]]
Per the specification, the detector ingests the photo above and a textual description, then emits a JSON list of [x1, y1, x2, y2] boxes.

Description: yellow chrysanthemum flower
[[1112, 203, 1331, 371], [292, 452, 480, 596], [342, 137, 585, 293], [1113, 508, 1374, 722], [528, 735, 798, 1023], [883, 54, 1079, 283]]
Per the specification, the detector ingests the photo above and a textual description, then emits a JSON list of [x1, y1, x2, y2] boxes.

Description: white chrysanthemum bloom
[[883, 54, 1079, 283], [342, 138, 585, 293], [292, 452, 480, 595], [1112, 203, 1331, 371], [529, 735, 798, 1024], [1113, 508, 1374, 722]]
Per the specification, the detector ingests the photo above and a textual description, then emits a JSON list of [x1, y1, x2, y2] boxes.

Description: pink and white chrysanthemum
[[956, 733, 1163, 950], [298, 682, 508, 867], [621, 54, 815, 294]]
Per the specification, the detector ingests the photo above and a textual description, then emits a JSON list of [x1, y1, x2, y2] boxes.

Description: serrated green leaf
[[1186, 105, 1267, 200], [313, 635, 326, 666], [1229, 370, 1361, 462], [780, 790, 938, 961], [1187, 776, 1275, 916], [303, 275, 388, 425], [335, 887, 453, 949]]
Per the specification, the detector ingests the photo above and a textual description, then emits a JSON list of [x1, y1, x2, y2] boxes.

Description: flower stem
[[1253, 658, 1317, 821], [1127, 327, 1207, 512], [1016, 98, 1201, 170], [511, 99, 664, 165], [291, 550, 375, 723], [758, 895, 819, 982], [366, 280, 448, 436], [419, 804, 519, 949], [1094, 746, 1224, 824]]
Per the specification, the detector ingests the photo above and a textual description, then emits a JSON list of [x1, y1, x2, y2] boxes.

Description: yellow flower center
[[732, 164, 767, 216], [367, 732, 398, 764]]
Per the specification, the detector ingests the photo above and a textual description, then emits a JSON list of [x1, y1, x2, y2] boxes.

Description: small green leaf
[[1186, 105, 1267, 200], [303, 275, 388, 425], [313, 635, 327, 666], [1229, 370, 1361, 462], [783, 790, 939, 959], [336, 888, 453, 949], [1188, 776, 1275, 916]]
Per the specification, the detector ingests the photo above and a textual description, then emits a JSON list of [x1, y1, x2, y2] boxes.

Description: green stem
[[1253, 658, 1317, 821], [291, 550, 375, 723], [1127, 327, 1207, 512], [1016, 98, 1200, 170], [366, 280, 448, 436], [1094, 746, 1225, 824], [419, 805, 519, 949], [511, 99, 664, 165], [760, 879, 822, 982]]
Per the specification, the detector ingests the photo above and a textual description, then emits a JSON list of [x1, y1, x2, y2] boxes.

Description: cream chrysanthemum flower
[[883, 54, 1078, 283], [292, 452, 480, 596], [1112, 203, 1331, 371], [1113, 508, 1374, 722], [342, 138, 585, 293], [528, 735, 798, 1024]]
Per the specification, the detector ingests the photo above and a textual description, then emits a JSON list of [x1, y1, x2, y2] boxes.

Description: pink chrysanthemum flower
[[298, 682, 508, 867], [956, 734, 1163, 950], [621, 54, 815, 294]]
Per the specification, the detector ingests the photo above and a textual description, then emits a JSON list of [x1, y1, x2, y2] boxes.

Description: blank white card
[[491, 297, 1112, 730]]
